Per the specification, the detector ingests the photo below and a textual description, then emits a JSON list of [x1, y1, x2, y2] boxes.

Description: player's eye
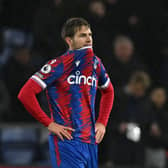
[[80, 33, 86, 37]]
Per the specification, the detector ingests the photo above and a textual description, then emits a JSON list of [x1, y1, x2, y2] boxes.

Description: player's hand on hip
[[48, 122, 75, 141], [95, 122, 106, 144]]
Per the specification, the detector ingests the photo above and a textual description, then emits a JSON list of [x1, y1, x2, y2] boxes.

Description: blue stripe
[[89, 56, 97, 143], [44, 63, 64, 86], [69, 84, 83, 138], [49, 135, 58, 168], [47, 86, 65, 125], [69, 52, 87, 139]]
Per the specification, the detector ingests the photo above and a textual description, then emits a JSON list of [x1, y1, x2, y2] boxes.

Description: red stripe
[[46, 90, 54, 121], [54, 53, 74, 127], [53, 136, 61, 166], [78, 49, 95, 143]]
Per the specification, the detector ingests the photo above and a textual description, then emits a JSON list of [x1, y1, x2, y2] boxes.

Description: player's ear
[[65, 37, 72, 46]]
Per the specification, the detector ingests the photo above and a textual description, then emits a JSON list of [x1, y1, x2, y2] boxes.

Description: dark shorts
[[49, 134, 98, 168]]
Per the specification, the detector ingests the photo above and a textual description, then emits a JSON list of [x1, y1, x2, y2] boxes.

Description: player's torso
[[47, 48, 99, 143]]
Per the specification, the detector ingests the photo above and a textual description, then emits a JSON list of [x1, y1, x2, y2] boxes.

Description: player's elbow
[[17, 87, 26, 103], [18, 79, 43, 104], [18, 81, 31, 103], [108, 82, 114, 92], [107, 83, 114, 99], [109, 83, 114, 96]]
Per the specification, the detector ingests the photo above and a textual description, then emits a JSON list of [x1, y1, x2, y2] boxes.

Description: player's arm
[[18, 79, 74, 140], [18, 60, 74, 140], [95, 81, 114, 144], [95, 58, 114, 143], [97, 81, 114, 126], [18, 78, 52, 127]]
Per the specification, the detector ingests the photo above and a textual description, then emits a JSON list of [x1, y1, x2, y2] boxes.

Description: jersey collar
[[77, 46, 92, 50]]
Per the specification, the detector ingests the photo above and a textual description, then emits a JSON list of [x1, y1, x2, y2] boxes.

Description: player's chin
[[84, 44, 92, 47]]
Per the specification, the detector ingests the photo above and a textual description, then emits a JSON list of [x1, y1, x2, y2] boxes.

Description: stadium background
[[0, 0, 168, 167]]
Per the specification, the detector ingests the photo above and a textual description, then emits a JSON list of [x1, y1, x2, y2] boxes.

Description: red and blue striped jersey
[[31, 46, 110, 144]]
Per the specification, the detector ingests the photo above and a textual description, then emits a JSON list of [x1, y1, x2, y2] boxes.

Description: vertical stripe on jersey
[[77, 49, 95, 143], [49, 135, 60, 168], [69, 51, 85, 140], [47, 86, 65, 125], [54, 53, 74, 128], [54, 136, 61, 167], [69, 84, 83, 139], [89, 56, 98, 143]]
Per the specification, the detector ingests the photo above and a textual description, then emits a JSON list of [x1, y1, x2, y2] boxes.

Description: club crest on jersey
[[41, 64, 51, 74], [75, 60, 80, 67], [67, 71, 97, 87]]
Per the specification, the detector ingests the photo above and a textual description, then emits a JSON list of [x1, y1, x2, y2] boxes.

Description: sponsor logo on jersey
[[67, 71, 97, 87]]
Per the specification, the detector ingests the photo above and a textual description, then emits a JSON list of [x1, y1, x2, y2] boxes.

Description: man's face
[[89, 1, 106, 18], [68, 26, 93, 50], [114, 42, 133, 63], [132, 83, 146, 97], [151, 88, 166, 107]]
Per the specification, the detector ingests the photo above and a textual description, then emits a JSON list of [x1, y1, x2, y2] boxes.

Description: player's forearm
[[97, 82, 114, 126], [18, 79, 53, 127]]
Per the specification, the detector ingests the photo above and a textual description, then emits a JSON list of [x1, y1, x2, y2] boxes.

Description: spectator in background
[[106, 35, 146, 91], [3, 46, 35, 122], [145, 87, 168, 168], [108, 71, 151, 168], [99, 36, 146, 166]]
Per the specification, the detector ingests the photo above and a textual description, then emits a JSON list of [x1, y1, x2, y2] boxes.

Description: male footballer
[[18, 17, 114, 168]]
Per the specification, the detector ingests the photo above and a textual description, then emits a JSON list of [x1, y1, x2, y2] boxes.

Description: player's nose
[[86, 36, 92, 43]]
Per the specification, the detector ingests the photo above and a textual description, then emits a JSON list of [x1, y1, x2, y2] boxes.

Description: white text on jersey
[[67, 71, 97, 87]]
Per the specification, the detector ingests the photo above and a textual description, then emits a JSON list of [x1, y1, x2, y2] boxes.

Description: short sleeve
[[97, 58, 110, 89], [31, 58, 63, 89]]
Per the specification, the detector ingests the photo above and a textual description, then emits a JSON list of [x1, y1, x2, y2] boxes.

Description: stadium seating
[[0, 125, 39, 165]]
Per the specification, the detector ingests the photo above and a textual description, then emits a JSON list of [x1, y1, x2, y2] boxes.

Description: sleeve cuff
[[98, 78, 110, 89]]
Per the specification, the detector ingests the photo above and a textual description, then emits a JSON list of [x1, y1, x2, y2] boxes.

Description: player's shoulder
[[40, 56, 62, 74], [95, 55, 101, 61], [46, 56, 63, 66], [94, 55, 102, 65], [47, 58, 57, 65]]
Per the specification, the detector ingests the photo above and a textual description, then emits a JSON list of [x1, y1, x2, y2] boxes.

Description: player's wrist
[[96, 120, 106, 127], [47, 121, 55, 129]]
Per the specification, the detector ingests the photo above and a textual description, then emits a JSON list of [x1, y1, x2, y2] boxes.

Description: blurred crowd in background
[[0, 0, 168, 167]]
